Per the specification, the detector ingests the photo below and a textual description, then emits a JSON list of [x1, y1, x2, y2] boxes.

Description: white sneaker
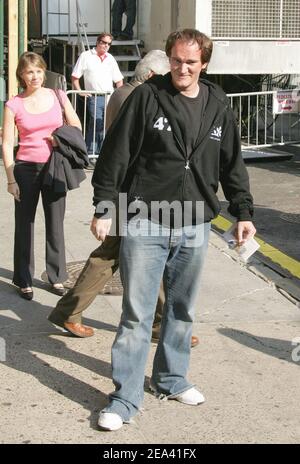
[[171, 387, 205, 405], [98, 411, 123, 431]]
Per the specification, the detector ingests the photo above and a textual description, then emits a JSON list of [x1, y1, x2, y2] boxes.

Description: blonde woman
[[2, 52, 81, 300]]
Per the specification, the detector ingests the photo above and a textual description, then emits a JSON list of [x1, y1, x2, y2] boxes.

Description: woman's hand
[[46, 135, 58, 147], [7, 182, 20, 202]]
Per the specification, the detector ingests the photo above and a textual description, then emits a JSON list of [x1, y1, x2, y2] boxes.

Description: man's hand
[[234, 221, 256, 246], [90, 217, 112, 241], [80, 92, 92, 98]]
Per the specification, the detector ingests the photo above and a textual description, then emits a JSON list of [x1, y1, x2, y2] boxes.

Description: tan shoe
[[63, 322, 94, 338], [191, 335, 199, 348]]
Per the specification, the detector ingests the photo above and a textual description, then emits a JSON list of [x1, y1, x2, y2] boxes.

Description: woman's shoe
[[51, 283, 67, 296], [19, 287, 33, 301]]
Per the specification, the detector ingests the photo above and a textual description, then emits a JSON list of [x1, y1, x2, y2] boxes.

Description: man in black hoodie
[[91, 29, 256, 431], [47, 51, 204, 346]]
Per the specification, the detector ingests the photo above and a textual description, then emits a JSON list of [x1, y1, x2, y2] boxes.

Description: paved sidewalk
[[0, 163, 300, 444]]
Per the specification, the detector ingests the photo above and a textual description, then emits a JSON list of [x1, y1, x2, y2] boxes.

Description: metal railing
[[227, 90, 300, 149], [67, 88, 300, 160], [66, 90, 111, 160]]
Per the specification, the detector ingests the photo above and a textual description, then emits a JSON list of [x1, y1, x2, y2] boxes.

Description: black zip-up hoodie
[[92, 73, 254, 224]]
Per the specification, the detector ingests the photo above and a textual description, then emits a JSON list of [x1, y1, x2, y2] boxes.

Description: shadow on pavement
[[0, 266, 57, 292], [0, 278, 112, 430], [0, 266, 118, 333], [218, 328, 300, 364]]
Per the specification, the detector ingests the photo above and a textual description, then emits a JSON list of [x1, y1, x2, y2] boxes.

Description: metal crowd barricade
[[227, 90, 300, 150], [66, 90, 112, 160], [66, 89, 300, 159]]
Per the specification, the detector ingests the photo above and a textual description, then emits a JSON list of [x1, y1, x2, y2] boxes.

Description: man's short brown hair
[[96, 32, 113, 44], [165, 29, 213, 65]]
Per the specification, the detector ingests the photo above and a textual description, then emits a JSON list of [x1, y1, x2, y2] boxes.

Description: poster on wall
[[273, 89, 300, 114]]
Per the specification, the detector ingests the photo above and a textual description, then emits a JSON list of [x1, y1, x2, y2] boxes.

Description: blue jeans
[[86, 95, 105, 155], [103, 219, 211, 421]]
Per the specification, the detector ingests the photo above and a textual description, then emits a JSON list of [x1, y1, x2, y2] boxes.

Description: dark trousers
[[13, 161, 67, 287], [112, 0, 136, 39], [48, 234, 164, 338]]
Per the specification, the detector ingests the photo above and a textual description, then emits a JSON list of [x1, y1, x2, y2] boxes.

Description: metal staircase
[[110, 39, 142, 78], [45, 0, 142, 82], [46, 0, 89, 53]]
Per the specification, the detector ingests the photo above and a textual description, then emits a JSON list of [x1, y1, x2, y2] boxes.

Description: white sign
[[215, 41, 229, 47], [275, 41, 292, 46], [273, 89, 300, 114]]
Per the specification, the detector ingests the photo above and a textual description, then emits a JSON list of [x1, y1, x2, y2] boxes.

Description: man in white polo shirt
[[72, 33, 123, 156]]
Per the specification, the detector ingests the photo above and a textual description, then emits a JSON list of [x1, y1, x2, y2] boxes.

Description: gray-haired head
[[133, 50, 170, 84]]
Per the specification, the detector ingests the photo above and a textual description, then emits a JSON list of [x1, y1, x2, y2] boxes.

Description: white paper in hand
[[222, 224, 260, 262]]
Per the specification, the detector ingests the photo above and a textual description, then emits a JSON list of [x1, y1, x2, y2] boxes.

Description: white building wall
[[137, 1, 151, 45], [140, 0, 300, 74], [42, 0, 111, 36], [138, 0, 172, 51], [138, 0, 197, 52], [42, 0, 300, 74], [209, 40, 300, 74], [195, 0, 211, 35], [177, 0, 196, 29]]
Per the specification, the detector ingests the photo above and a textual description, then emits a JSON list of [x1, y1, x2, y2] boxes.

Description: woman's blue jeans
[[103, 219, 211, 421]]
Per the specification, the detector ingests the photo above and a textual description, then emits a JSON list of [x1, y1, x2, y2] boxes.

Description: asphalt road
[[218, 143, 300, 284]]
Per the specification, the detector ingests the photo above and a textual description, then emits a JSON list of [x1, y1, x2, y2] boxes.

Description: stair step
[[114, 55, 141, 61], [112, 39, 141, 45]]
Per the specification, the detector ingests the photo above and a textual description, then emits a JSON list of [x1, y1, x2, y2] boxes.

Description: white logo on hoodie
[[153, 117, 172, 132], [210, 125, 222, 141]]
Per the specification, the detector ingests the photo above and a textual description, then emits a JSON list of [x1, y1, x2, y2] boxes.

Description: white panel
[[208, 41, 300, 74], [70, 0, 111, 34], [195, 0, 212, 35], [137, 0, 151, 45], [42, 0, 111, 36]]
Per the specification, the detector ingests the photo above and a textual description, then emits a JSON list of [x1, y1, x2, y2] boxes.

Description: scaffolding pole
[[8, 0, 19, 98], [18, 0, 28, 56]]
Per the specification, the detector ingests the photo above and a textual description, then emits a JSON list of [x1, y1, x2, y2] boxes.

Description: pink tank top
[[5, 89, 67, 163]]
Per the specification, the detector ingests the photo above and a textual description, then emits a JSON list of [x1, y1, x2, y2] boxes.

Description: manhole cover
[[41, 261, 123, 295], [280, 213, 300, 224]]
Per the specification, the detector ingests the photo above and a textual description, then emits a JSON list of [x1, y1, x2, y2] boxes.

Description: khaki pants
[[48, 234, 164, 338]]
